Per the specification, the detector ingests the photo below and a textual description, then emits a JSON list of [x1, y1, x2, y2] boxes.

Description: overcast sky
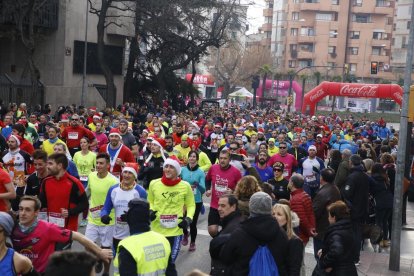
[[243, 0, 266, 34]]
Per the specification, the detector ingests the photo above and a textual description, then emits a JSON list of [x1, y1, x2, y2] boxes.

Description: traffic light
[[371, 62, 378, 75]]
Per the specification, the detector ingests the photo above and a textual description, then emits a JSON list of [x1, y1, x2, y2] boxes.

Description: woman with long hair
[[180, 151, 205, 252], [234, 176, 261, 219], [273, 204, 303, 276], [244, 134, 260, 164]]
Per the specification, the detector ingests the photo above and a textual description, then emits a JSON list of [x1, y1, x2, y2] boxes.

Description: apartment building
[[268, 0, 395, 81], [391, 0, 412, 70]]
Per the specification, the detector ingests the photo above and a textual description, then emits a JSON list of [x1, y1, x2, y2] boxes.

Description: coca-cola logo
[[339, 85, 378, 97], [310, 89, 325, 102], [393, 92, 403, 102]]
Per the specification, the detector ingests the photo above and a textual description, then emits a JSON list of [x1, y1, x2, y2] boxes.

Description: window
[[350, 31, 360, 39], [353, 0, 362, 6], [373, 32, 385, 40], [352, 14, 371, 23], [299, 60, 313, 67], [266, 32, 271, 39], [300, 43, 314, 52], [332, 0, 339, 4], [372, 46, 382, 55], [402, 36, 407, 48], [300, 27, 315, 36], [330, 30, 338, 38], [328, 62, 336, 68], [348, 47, 359, 55], [289, 60, 297, 68], [376, 0, 390, 7], [292, 12, 300, 21], [328, 46, 336, 54], [305, 0, 319, 3], [316, 12, 334, 21], [350, 63, 357, 72], [392, 38, 395, 46], [291, 28, 298, 36], [290, 44, 298, 51], [293, 0, 300, 3], [408, 21, 411, 30], [387, 17, 393, 25], [266, 17, 272, 24]]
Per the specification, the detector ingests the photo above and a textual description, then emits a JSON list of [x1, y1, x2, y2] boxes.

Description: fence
[[0, 74, 44, 107]]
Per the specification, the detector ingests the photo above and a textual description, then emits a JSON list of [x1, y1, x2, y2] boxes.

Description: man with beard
[[206, 150, 242, 237], [298, 145, 325, 199], [39, 153, 88, 234], [164, 135, 178, 157], [41, 126, 67, 156], [98, 128, 134, 180], [61, 114, 96, 156], [138, 139, 169, 189], [267, 141, 298, 180], [118, 119, 139, 157], [251, 150, 273, 182]]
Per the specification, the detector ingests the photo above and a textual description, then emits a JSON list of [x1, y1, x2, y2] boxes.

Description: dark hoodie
[[219, 215, 289, 276]]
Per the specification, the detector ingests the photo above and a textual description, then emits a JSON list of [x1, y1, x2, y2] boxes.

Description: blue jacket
[[331, 139, 358, 154], [181, 165, 206, 203]]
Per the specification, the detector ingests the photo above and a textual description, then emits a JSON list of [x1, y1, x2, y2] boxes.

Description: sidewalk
[[304, 201, 414, 275]]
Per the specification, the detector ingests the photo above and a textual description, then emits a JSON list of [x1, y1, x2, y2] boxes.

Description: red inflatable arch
[[302, 81, 403, 115]]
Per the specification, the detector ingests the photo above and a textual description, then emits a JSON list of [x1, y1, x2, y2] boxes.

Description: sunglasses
[[229, 148, 238, 150], [273, 168, 282, 172], [279, 147, 287, 149]]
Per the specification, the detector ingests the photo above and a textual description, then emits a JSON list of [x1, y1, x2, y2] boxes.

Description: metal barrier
[[0, 74, 44, 107]]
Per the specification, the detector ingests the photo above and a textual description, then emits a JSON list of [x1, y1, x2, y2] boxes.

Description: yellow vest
[[114, 231, 171, 276], [42, 138, 67, 156]]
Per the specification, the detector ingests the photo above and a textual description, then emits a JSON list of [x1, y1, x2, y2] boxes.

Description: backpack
[[248, 245, 279, 276]]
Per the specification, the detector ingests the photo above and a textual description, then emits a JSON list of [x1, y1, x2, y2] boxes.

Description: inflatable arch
[[302, 82, 403, 115], [257, 80, 303, 111]]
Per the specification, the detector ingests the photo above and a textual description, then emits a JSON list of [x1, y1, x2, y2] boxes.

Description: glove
[[100, 215, 112, 225], [150, 210, 157, 222], [178, 217, 192, 229], [120, 211, 128, 222]]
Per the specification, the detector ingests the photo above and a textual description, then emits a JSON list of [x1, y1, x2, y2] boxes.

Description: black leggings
[[376, 208, 392, 240], [183, 202, 203, 243]]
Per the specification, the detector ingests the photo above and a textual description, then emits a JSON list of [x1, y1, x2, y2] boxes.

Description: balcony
[[298, 35, 316, 43], [297, 51, 314, 59], [263, 8, 273, 17], [0, 0, 59, 30], [261, 23, 272, 32], [371, 54, 390, 63]]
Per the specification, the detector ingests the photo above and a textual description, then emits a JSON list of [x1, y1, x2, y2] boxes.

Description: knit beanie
[[249, 192, 272, 216], [126, 198, 150, 234]]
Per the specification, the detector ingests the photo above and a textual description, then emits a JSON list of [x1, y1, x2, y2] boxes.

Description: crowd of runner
[[0, 101, 409, 276]]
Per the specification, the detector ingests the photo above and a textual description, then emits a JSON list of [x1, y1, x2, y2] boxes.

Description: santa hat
[[122, 162, 139, 179], [8, 135, 21, 147], [109, 128, 122, 138], [89, 107, 97, 112], [145, 139, 167, 165], [163, 156, 182, 175], [93, 115, 101, 120]]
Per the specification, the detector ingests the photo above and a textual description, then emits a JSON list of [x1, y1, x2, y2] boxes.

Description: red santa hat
[[109, 128, 122, 138], [163, 156, 182, 175], [8, 135, 21, 147], [122, 162, 139, 179]]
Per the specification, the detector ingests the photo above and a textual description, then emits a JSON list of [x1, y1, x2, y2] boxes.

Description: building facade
[[0, 0, 133, 109], [267, 0, 395, 82]]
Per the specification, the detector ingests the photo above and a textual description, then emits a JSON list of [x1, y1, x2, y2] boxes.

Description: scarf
[[18, 219, 39, 235], [161, 175, 181, 186], [49, 137, 58, 144]]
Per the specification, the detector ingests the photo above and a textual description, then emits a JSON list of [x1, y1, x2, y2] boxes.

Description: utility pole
[[389, 10, 414, 272], [81, 0, 89, 107]]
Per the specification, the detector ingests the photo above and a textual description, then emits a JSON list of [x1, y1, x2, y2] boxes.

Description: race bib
[[90, 205, 103, 219], [215, 183, 227, 193], [39, 135, 45, 142], [283, 169, 289, 177], [160, 215, 178, 228], [306, 174, 317, 182], [49, 212, 65, 228], [191, 185, 197, 195], [38, 211, 48, 221], [68, 132, 79, 139], [80, 175, 88, 182]]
